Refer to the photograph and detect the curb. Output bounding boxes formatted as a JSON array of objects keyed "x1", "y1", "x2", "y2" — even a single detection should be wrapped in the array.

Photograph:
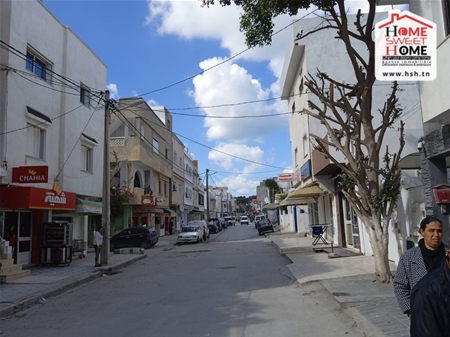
[{"x1": 0, "y1": 254, "x2": 146, "y2": 319}]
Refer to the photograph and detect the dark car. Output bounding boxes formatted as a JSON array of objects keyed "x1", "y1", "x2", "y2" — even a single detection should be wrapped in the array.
[
  {"x1": 110, "y1": 226, "x2": 158, "y2": 251},
  {"x1": 257, "y1": 219, "x2": 274, "y2": 236},
  {"x1": 209, "y1": 218, "x2": 222, "y2": 231},
  {"x1": 207, "y1": 222, "x2": 219, "y2": 234}
]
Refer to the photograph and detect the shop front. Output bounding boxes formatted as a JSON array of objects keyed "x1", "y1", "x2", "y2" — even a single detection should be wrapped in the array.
[{"x1": 0, "y1": 185, "x2": 76, "y2": 265}]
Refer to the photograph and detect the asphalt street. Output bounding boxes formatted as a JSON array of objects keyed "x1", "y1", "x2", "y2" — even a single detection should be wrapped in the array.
[{"x1": 0, "y1": 224, "x2": 374, "y2": 337}]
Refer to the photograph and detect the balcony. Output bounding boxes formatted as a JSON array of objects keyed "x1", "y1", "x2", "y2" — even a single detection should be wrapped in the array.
[{"x1": 110, "y1": 136, "x2": 171, "y2": 176}]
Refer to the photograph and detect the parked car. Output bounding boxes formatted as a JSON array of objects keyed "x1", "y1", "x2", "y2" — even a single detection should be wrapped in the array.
[
  {"x1": 219, "y1": 218, "x2": 228, "y2": 229},
  {"x1": 224, "y1": 216, "x2": 235, "y2": 226},
  {"x1": 240, "y1": 216, "x2": 249, "y2": 225},
  {"x1": 209, "y1": 218, "x2": 222, "y2": 231},
  {"x1": 254, "y1": 215, "x2": 266, "y2": 228},
  {"x1": 177, "y1": 224, "x2": 204, "y2": 243},
  {"x1": 257, "y1": 219, "x2": 274, "y2": 235},
  {"x1": 188, "y1": 220, "x2": 210, "y2": 240},
  {"x1": 110, "y1": 226, "x2": 158, "y2": 251},
  {"x1": 207, "y1": 221, "x2": 219, "y2": 234}
]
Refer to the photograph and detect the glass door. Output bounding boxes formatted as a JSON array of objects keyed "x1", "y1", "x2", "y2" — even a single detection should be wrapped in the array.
[
  {"x1": 343, "y1": 197, "x2": 360, "y2": 250},
  {"x1": 17, "y1": 212, "x2": 32, "y2": 265}
]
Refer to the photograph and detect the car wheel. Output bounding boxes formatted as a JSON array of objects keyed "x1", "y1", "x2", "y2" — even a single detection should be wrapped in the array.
[{"x1": 141, "y1": 241, "x2": 150, "y2": 249}]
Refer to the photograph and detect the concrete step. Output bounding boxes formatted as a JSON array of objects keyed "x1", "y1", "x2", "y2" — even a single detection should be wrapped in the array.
[
  {"x1": 0, "y1": 269, "x2": 31, "y2": 283},
  {"x1": 1, "y1": 263, "x2": 25, "y2": 274},
  {"x1": 0, "y1": 258, "x2": 15, "y2": 268}
]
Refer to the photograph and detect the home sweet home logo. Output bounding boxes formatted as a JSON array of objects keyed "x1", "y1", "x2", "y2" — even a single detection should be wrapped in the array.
[{"x1": 375, "y1": 10, "x2": 436, "y2": 81}]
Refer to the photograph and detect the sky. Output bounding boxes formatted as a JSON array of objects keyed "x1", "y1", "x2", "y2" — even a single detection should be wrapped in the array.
[{"x1": 43, "y1": 0, "x2": 401, "y2": 197}]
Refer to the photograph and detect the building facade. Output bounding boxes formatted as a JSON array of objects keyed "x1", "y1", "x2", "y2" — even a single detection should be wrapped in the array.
[{"x1": 0, "y1": 0, "x2": 107, "y2": 265}]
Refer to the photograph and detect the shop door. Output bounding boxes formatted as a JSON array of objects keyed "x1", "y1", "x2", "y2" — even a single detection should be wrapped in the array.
[
  {"x1": 17, "y1": 212, "x2": 32, "y2": 265},
  {"x1": 343, "y1": 197, "x2": 360, "y2": 250}
]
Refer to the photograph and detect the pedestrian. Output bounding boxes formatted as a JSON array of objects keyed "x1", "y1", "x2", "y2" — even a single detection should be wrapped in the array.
[
  {"x1": 181, "y1": 220, "x2": 185, "y2": 228},
  {"x1": 410, "y1": 235, "x2": 450, "y2": 337},
  {"x1": 93, "y1": 226, "x2": 104, "y2": 267},
  {"x1": 169, "y1": 219, "x2": 174, "y2": 235},
  {"x1": 4, "y1": 225, "x2": 16, "y2": 258},
  {"x1": 393, "y1": 216, "x2": 446, "y2": 317}
]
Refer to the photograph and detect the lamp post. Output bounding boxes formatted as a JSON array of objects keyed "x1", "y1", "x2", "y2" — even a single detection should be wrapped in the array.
[{"x1": 101, "y1": 90, "x2": 111, "y2": 265}]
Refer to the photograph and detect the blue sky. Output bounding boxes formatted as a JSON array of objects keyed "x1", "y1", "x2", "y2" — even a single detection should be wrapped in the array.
[
  {"x1": 44, "y1": 1, "x2": 401, "y2": 197},
  {"x1": 43, "y1": 0, "x2": 299, "y2": 197}
]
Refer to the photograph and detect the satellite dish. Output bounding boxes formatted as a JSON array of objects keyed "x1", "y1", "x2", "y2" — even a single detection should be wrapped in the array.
[{"x1": 264, "y1": 197, "x2": 269, "y2": 203}]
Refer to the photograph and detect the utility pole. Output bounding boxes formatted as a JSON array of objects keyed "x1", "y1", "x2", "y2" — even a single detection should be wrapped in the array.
[
  {"x1": 101, "y1": 90, "x2": 111, "y2": 265},
  {"x1": 206, "y1": 169, "x2": 209, "y2": 220},
  {"x1": 220, "y1": 188, "x2": 223, "y2": 218}
]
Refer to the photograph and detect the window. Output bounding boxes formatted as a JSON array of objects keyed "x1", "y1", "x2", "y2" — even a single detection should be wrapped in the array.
[
  {"x1": 27, "y1": 124, "x2": 46, "y2": 159},
  {"x1": 294, "y1": 148, "x2": 298, "y2": 167},
  {"x1": 173, "y1": 183, "x2": 177, "y2": 192},
  {"x1": 80, "y1": 86, "x2": 91, "y2": 107},
  {"x1": 299, "y1": 77, "x2": 304, "y2": 96},
  {"x1": 164, "y1": 182, "x2": 167, "y2": 196},
  {"x1": 81, "y1": 145, "x2": 93, "y2": 172},
  {"x1": 165, "y1": 148, "x2": 169, "y2": 159},
  {"x1": 26, "y1": 50, "x2": 51, "y2": 82},
  {"x1": 159, "y1": 180, "x2": 162, "y2": 194},
  {"x1": 445, "y1": 0, "x2": 450, "y2": 36},
  {"x1": 179, "y1": 184, "x2": 181, "y2": 193},
  {"x1": 302, "y1": 134, "x2": 308, "y2": 157},
  {"x1": 153, "y1": 138, "x2": 159, "y2": 153},
  {"x1": 174, "y1": 151, "x2": 177, "y2": 164}
]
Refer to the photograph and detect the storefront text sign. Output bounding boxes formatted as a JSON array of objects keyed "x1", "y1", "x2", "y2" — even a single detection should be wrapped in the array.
[
  {"x1": 142, "y1": 195, "x2": 156, "y2": 207},
  {"x1": 12, "y1": 166, "x2": 48, "y2": 183}
]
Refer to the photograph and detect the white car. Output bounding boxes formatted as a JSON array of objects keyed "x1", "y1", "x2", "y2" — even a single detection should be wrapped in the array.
[
  {"x1": 240, "y1": 216, "x2": 249, "y2": 225},
  {"x1": 177, "y1": 225, "x2": 204, "y2": 243}
]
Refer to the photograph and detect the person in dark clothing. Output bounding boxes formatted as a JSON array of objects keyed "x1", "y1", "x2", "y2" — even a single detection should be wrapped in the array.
[
  {"x1": 393, "y1": 216, "x2": 446, "y2": 316},
  {"x1": 169, "y1": 219, "x2": 174, "y2": 235},
  {"x1": 410, "y1": 235, "x2": 450, "y2": 337}
]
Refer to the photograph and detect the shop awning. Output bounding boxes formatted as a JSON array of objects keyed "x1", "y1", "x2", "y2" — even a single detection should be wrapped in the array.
[
  {"x1": 163, "y1": 208, "x2": 177, "y2": 217},
  {"x1": 262, "y1": 203, "x2": 279, "y2": 210},
  {"x1": 76, "y1": 198, "x2": 102, "y2": 214},
  {"x1": 280, "y1": 183, "x2": 325, "y2": 206},
  {"x1": 288, "y1": 183, "x2": 325, "y2": 198},
  {"x1": 280, "y1": 196, "x2": 318, "y2": 206},
  {"x1": 0, "y1": 186, "x2": 76, "y2": 210}
]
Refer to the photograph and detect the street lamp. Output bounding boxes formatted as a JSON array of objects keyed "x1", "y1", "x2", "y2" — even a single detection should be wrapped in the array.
[{"x1": 101, "y1": 90, "x2": 111, "y2": 265}]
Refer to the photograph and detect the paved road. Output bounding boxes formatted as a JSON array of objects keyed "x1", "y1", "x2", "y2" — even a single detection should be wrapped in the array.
[{"x1": 1, "y1": 225, "x2": 376, "y2": 337}]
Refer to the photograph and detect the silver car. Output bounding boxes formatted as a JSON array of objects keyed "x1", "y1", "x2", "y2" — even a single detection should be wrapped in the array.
[{"x1": 177, "y1": 224, "x2": 205, "y2": 244}]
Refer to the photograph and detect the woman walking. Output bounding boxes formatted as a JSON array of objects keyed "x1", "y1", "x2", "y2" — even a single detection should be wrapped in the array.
[{"x1": 393, "y1": 216, "x2": 446, "y2": 317}]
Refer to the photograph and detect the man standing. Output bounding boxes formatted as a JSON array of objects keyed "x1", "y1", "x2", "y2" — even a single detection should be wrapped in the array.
[
  {"x1": 169, "y1": 219, "x2": 174, "y2": 235},
  {"x1": 410, "y1": 235, "x2": 450, "y2": 337},
  {"x1": 93, "y1": 226, "x2": 104, "y2": 267}
]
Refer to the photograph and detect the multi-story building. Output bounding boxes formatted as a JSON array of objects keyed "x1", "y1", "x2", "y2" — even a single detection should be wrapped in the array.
[
  {"x1": 183, "y1": 149, "x2": 195, "y2": 223},
  {"x1": 0, "y1": 0, "x2": 107, "y2": 265},
  {"x1": 280, "y1": 13, "x2": 424, "y2": 263},
  {"x1": 192, "y1": 160, "x2": 205, "y2": 220},
  {"x1": 171, "y1": 133, "x2": 185, "y2": 232},
  {"x1": 377, "y1": 0, "x2": 450, "y2": 245},
  {"x1": 110, "y1": 100, "x2": 173, "y2": 237}
]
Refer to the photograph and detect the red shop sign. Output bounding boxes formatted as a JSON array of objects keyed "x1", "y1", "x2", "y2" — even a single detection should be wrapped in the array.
[
  {"x1": 0, "y1": 186, "x2": 76, "y2": 210},
  {"x1": 12, "y1": 166, "x2": 49, "y2": 183}
]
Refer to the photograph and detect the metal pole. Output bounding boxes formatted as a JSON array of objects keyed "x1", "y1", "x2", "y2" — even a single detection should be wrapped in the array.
[
  {"x1": 220, "y1": 188, "x2": 223, "y2": 218},
  {"x1": 206, "y1": 169, "x2": 209, "y2": 220},
  {"x1": 101, "y1": 90, "x2": 110, "y2": 265}
]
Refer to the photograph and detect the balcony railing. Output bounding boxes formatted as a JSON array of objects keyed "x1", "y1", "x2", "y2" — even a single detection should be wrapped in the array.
[{"x1": 110, "y1": 137, "x2": 125, "y2": 147}]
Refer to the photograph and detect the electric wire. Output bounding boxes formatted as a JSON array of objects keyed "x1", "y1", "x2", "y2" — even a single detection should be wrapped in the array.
[{"x1": 54, "y1": 97, "x2": 102, "y2": 181}]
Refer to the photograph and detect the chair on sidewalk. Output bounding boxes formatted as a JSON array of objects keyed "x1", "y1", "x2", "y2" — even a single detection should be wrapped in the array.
[{"x1": 311, "y1": 224, "x2": 330, "y2": 246}]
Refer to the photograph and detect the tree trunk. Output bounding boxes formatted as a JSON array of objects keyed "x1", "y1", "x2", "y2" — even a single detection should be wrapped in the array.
[{"x1": 365, "y1": 218, "x2": 392, "y2": 283}]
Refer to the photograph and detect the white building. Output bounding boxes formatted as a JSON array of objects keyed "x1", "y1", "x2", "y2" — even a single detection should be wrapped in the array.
[
  {"x1": 280, "y1": 12, "x2": 424, "y2": 263},
  {"x1": 0, "y1": 0, "x2": 107, "y2": 265},
  {"x1": 378, "y1": 0, "x2": 450, "y2": 244},
  {"x1": 183, "y1": 149, "x2": 195, "y2": 222}
]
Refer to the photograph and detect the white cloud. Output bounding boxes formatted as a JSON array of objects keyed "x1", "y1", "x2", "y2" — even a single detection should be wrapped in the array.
[
  {"x1": 208, "y1": 143, "x2": 264, "y2": 170},
  {"x1": 107, "y1": 83, "x2": 119, "y2": 99},
  {"x1": 147, "y1": 99, "x2": 159, "y2": 107}
]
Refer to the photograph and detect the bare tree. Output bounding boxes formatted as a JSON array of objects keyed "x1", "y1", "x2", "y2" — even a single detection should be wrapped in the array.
[{"x1": 203, "y1": 0, "x2": 405, "y2": 283}]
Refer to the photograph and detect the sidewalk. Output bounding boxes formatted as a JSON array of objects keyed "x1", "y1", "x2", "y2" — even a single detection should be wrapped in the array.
[
  {"x1": 268, "y1": 233, "x2": 410, "y2": 337},
  {"x1": 0, "y1": 234, "x2": 179, "y2": 318}
]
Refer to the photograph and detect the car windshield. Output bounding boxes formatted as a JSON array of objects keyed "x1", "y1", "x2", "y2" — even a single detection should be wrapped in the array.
[
  {"x1": 182, "y1": 226, "x2": 198, "y2": 233},
  {"x1": 241, "y1": 217, "x2": 248, "y2": 220}
]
